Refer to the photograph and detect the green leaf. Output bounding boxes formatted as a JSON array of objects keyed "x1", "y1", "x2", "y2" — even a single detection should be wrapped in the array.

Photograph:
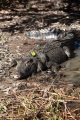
[{"x1": 53, "y1": 114, "x2": 59, "y2": 120}]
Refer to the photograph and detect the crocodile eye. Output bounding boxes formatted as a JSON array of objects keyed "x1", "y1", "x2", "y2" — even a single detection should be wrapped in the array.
[
  {"x1": 24, "y1": 59, "x2": 33, "y2": 66},
  {"x1": 27, "y1": 58, "x2": 33, "y2": 63},
  {"x1": 29, "y1": 58, "x2": 33, "y2": 62}
]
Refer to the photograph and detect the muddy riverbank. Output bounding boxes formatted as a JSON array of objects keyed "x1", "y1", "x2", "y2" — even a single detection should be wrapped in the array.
[{"x1": 0, "y1": 7, "x2": 80, "y2": 119}]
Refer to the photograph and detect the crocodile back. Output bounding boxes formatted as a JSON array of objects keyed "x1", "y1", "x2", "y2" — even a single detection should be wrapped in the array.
[{"x1": 43, "y1": 47, "x2": 68, "y2": 64}]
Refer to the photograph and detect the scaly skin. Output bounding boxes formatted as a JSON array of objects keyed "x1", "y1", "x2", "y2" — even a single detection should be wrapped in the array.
[
  {"x1": 13, "y1": 45, "x2": 72, "y2": 79},
  {"x1": 12, "y1": 30, "x2": 75, "y2": 79}
]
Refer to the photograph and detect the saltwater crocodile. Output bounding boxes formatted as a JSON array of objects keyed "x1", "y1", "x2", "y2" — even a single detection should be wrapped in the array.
[{"x1": 12, "y1": 28, "x2": 76, "y2": 79}]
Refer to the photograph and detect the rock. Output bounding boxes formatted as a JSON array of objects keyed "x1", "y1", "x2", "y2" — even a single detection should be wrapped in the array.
[
  {"x1": 61, "y1": 54, "x2": 80, "y2": 87},
  {"x1": 64, "y1": 56, "x2": 80, "y2": 71}
]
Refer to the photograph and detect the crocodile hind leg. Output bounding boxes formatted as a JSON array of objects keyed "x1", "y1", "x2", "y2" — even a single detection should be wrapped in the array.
[{"x1": 46, "y1": 61, "x2": 61, "y2": 73}]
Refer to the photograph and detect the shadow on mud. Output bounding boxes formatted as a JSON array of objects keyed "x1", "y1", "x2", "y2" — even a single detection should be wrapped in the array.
[{"x1": 0, "y1": 1, "x2": 80, "y2": 34}]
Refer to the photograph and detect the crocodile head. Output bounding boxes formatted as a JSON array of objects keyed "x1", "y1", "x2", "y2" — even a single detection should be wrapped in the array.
[
  {"x1": 13, "y1": 52, "x2": 48, "y2": 79},
  {"x1": 13, "y1": 56, "x2": 38, "y2": 79}
]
